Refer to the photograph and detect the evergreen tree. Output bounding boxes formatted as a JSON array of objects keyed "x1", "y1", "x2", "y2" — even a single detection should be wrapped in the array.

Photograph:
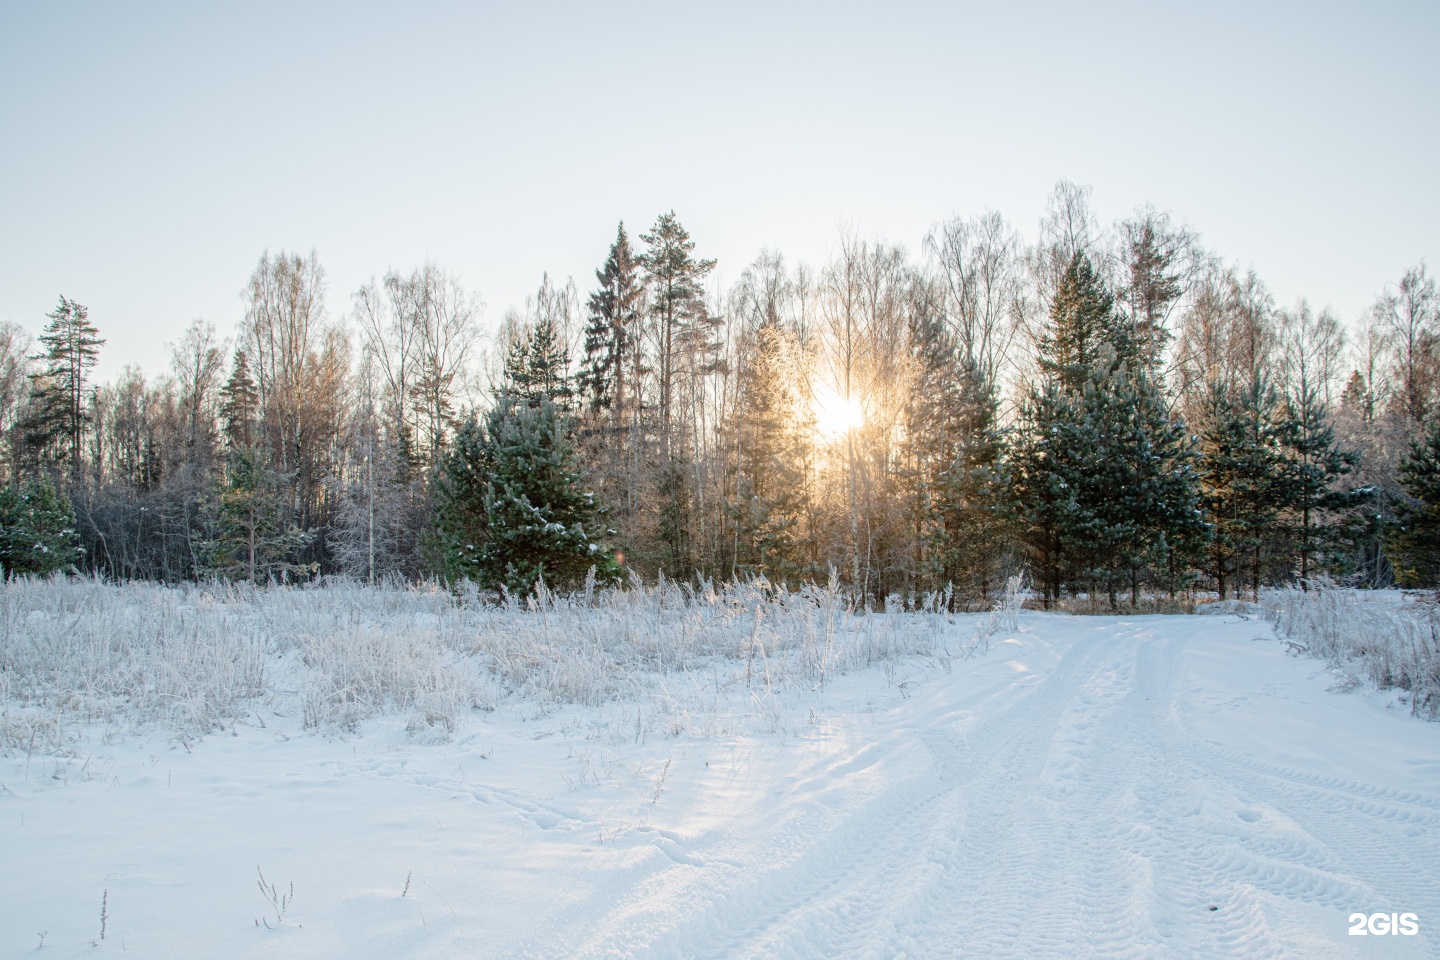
[
  {"x1": 639, "y1": 212, "x2": 719, "y2": 570},
  {"x1": 1279, "y1": 383, "x2": 1366, "y2": 584},
  {"x1": 0, "y1": 476, "x2": 82, "y2": 576},
  {"x1": 727, "y1": 320, "x2": 811, "y2": 582},
  {"x1": 198, "y1": 448, "x2": 314, "y2": 582},
  {"x1": 1012, "y1": 382, "x2": 1081, "y2": 606},
  {"x1": 1014, "y1": 252, "x2": 1203, "y2": 606},
  {"x1": 1117, "y1": 214, "x2": 1187, "y2": 373},
  {"x1": 905, "y1": 303, "x2": 1010, "y2": 603},
  {"x1": 425, "y1": 393, "x2": 618, "y2": 592},
  {"x1": 1039, "y1": 253, "x2": 1137, "y2": 389},
  {"x1": 503, "y1": 315, "x2": 573, "y2": 411},
  {"x1": 639, "y1": 211, "x2": 719, "y2": 458},
  {"x1": 1388, "y1": 420, "x2": 1440, "y2": 586},
  {"x1": 219, "y1": 349, "x2": 259, "y2": 450},
  {"x1": 1094, "y1": 368, "x2": 1208, "y2": 603},
  {"x1": 22, "y1": 296, "x2": 105, "y2": 479},
  {"x1": 932, "y1": 360, "x2": 1012, "y2": 603},
  {"x1": 1196, "y1": 377, "x2": 1289, "y2": 598},
  {"x1": 580, "y1": 223, "x2": 643, "y2": 420}
]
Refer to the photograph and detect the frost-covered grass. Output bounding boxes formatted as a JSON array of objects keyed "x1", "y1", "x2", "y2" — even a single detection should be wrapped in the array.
[
  {"x1": 0, "y1": 572, "x2": 1006, "y2": 754},
  {"x1": 1263, "y1": 582, "x2": 1440, "y2": 719}
]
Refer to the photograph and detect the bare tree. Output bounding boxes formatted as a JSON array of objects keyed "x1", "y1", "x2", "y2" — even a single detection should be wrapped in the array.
[
  {"x1": 927, "y1": 210, "x2": 1026, "y2": 390},
  {"x1": 169, "y1": 319, "x2": 226, "y2": 460},
  {"x1": 0, "y1": 321, "x2": 33, "y2": 482},
  {"x1": 1277, "y1": 299, "x2": 1346, "y2": 409},
  {"x1": 1371, "y1": 262, "x2": 1438, "y2": 427}
]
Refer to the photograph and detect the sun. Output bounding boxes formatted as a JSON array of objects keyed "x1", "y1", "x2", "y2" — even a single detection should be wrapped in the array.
[{"x1": 812, "y1": 385, "x2": 863, "y2": 442}]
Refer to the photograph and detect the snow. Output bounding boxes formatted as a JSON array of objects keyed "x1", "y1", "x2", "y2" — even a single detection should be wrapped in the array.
[{"x1": 3, "y1": 605, "x2": 1438, "y2": 958}]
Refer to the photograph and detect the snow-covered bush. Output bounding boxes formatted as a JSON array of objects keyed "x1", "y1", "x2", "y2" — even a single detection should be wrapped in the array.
[
  {"x1": 0, "y1": 570, "x2": 979, "y2": 753},
  {"x1": 1263, "y1": 582, "x2": 1440, "y2": 719}
]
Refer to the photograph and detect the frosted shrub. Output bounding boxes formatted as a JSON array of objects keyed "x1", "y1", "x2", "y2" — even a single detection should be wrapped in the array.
[
  {"x1": 0, "y1": 571, "x2": 982, "y2": 753},
  {"x1": 1263, "y1": 581, "x2": 1440, "y2": 719}
]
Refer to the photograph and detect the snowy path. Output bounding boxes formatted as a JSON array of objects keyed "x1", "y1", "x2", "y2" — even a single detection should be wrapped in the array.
[{"x1": 3, "y1": 612, "x2": 1438, "y2": 958}]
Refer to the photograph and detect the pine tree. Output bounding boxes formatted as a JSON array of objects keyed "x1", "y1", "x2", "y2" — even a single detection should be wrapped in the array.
[
  {"x1": 0, "y1": 476, "x2": 82, "y2": 576},
  {"x1": 932, "y1": 360, "x2": 1011, "y2": 603},
  {"x1": 425, "y1": 393, "x2": 618, "y2": 592},
  {"x1": 639, "y1": 211, "x2": 719, "y2": 459},
  {"x1": 198, "y1": 448, "x2": 314, "y2": 582},
  {"x1": 503, "y1": 315, "x2": 573, "y2": 411},
  {"x1": 1039, "y1": 253, "x2": 1137, "y2": 389},
  {"x1": 23, "y1": 296, "x2": 105, "y2": 479},
  {"x1": 1388, "y1": 420, "x2": 1440, "y2": 586},
  {"x1": 727, "y1": 320, "x2": 811, "y2": 582},
  {"x1": 1279, "y1": 383, "x2": 1366, "y2": 584},
  {"x1": 1118, "y1": 214, "x2": 1187, "y2": 373},
  {"x1": 1098, "y1": 368, "x2": 1208, "y2": 603},
  {"x1": 1012, "y1": 382, "x2": 1081, "y2": 606},
  {"x1": 1014, "y1": 253, "x2": 1203, "y2": 606},
  {"x1": 1196, "y1": 377, "x2": 1289, "y2": 598},
  {"x1": 639, "y1": 212, "x2": 719, "y2": 572},
  {"x1": 904, "y1": 304, "x2": 1010, "y2": 604}
]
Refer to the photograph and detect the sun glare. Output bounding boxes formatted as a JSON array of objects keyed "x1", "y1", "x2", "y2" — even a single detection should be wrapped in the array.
[{"x1": 812, "y1": 385, "x2": 863, "y2": 442}]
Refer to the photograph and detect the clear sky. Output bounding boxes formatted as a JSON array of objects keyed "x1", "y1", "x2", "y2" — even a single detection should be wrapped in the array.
[{"x1": 1, "y1": 1, "x2": 1435, "y2": 381}]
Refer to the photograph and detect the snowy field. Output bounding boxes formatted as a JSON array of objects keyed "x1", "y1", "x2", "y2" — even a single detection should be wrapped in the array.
[{"x1": 2, "y1": 581, "x2": 1438, "y2": 958}]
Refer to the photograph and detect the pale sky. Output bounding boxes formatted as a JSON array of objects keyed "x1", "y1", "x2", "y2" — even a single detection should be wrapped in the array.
[{"x1": 1, "y1": 1, "x2": 1435, "y2": 382}]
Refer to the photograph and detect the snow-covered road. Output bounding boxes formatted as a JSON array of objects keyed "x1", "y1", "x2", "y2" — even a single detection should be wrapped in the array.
[{"x1": 4, "y1": 611, "x2": 1438, "y2": 958}]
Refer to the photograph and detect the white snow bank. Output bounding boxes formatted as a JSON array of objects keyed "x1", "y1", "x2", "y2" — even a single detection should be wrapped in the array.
[
  {"x1": 1263, "y1": 583, "x2": 1440, "y2": 719},
  {"x1": 1, "y1": 607, "x2": 1436, "y2": 958}
]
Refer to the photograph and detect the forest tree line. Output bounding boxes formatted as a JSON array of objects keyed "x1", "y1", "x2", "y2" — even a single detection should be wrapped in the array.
[{"x1": 2, "y1": 181, "x2": 1438, "y2": 606}]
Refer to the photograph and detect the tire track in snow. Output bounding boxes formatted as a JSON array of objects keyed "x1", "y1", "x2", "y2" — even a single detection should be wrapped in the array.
[
  {"x1": 578, "y1": 627, "x2": 1124, "y2": 959},
  {"x1": 576, "y1": 618, "x2": 1439, "y2": 959}
]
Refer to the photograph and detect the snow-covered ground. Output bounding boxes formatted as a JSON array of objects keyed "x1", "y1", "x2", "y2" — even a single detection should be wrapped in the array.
[{"x1": 3, "y1": 604, "x2": 1438, "y2": 958}]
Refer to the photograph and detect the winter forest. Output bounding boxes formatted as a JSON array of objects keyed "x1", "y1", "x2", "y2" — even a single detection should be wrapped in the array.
[{"x1": 2, "y1": 181, "x2": 1437, "y2": 606}]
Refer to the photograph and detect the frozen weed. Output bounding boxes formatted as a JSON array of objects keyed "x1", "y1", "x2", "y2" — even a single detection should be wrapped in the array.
[
  {"x1": 0, "y1": 572, "x2": 967, "y2": 751},
  {"x1": 1263, "y1": 581, "x2": 1440, "y2": 719}
]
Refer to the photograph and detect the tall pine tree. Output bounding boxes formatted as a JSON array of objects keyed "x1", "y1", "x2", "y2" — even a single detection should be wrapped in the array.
[
  {"x1": 23, "y1": 296, "x2": 105, "y2": 479},
  {"x1": 639, "y1": 212, "x2": 718, "y2": 573}
]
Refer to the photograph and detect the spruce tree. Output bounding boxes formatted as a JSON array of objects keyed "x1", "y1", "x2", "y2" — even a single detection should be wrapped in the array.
[
  {"x1": 425, "y1": 393, "x2": 618, "y2": 592},
  {"x1": 0, "y1": 476, "x2": 82, "y2": 576},
  {"x1": 219, "y1": 350, "x2": 259, "y2": 450},
  {"x1": 580, "y1": 223, "x2": 643, "y2": 420}
]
